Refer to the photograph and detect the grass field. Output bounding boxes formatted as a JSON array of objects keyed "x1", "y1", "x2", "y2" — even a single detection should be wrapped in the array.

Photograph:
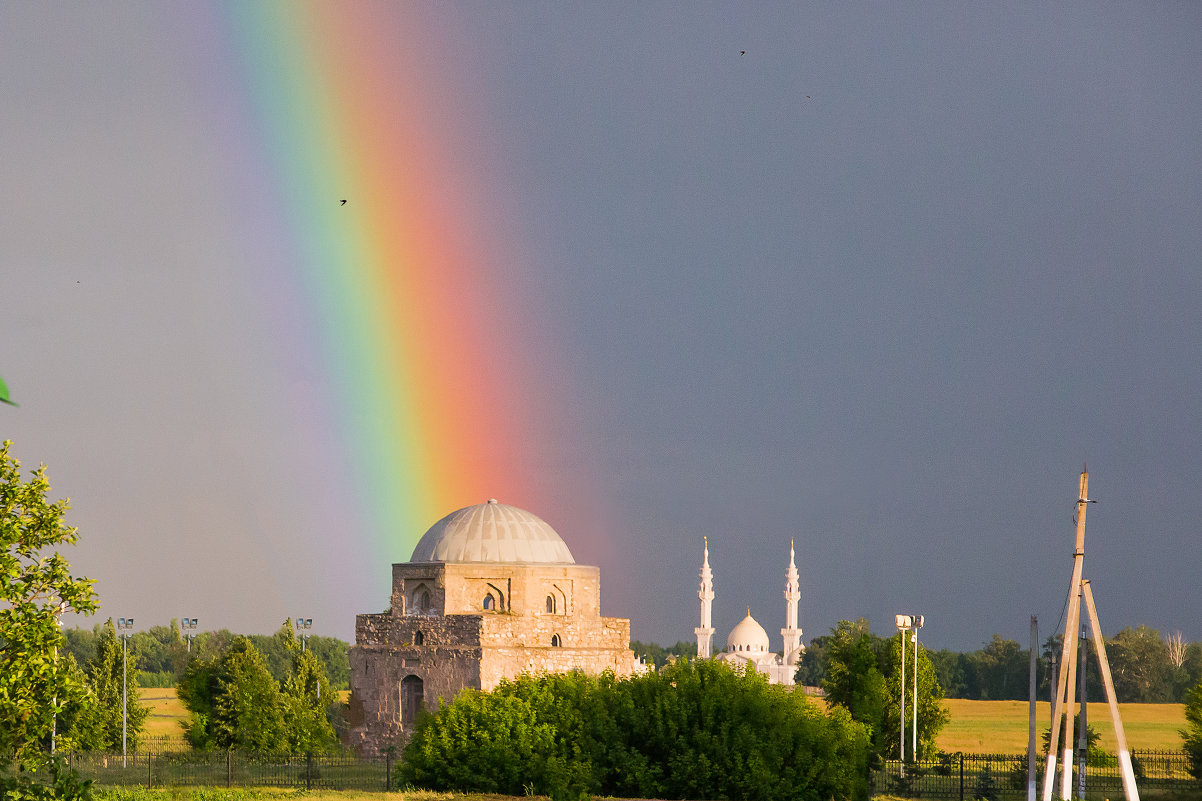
[
  {"x1": 937, "y1": 699, "x2": 1187, "y2": 753},
  {"x1": 138, "y1": 687, "x2": 188, "y2": 742},
  {"x1": 138, "y1": 689, "x2": 1188, "y2": 756}
]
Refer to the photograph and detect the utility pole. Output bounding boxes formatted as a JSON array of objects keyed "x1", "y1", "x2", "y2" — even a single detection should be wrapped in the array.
[
  {"x1": 1041, "y1": 467, "x2": 1139, "y2": 801},
  {"x1": 1028, "y1": 616, "x2": 1038, "y2": 801}
]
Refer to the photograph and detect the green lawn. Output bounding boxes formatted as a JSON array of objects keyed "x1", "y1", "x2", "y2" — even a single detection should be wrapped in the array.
[{"x1": 938, "y1": 699, "x2": 1187, "y2": 753}]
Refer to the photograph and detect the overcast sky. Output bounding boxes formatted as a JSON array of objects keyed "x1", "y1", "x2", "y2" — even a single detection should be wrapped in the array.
[{"x1": 3, "y1": 3, "x2": 1200, "y2": 653}]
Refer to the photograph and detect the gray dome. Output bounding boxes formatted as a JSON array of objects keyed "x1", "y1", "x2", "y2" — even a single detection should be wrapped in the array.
[{"x1": 409, "y1": 500, "x2": 576, "y2": 564}]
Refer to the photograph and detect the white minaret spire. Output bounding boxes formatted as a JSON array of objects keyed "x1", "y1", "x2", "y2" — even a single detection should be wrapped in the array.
[
  {"x1": 781, "y1": 538, "x2": 803, "y2": 659},
  {"x1": 695, "y1": 536, "x2": 715, "y2": 658}
]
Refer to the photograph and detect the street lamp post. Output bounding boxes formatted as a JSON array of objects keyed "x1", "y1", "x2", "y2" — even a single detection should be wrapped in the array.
[
  {"x1": 181, "y1": 617, "x2": 198, "y2": 652},
  {"x1": 296, "y1": 617, "x2": 312, "y2": 652},
  {"x1": 912, "y1": 614, "x2": 925, "y2": 760},
  {"x1": 896, "y1": 615, "x2": 913, "y2": 763},
  {"x1": 117, "y1": 617, "x2": 134, "y2": 767}
]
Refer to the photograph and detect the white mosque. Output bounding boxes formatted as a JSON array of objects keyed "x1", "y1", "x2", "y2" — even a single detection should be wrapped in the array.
[{"x1": 694, "y1": 538, "x2": 804, "y2": 685}]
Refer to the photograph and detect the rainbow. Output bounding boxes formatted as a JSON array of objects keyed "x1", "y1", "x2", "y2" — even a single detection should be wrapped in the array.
[{"x1": 218, "y1": 6, "x2": 566, "y2": 562}]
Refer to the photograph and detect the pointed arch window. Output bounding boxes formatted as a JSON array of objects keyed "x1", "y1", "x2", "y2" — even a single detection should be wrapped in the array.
[
  {"x1": 401, "y1": 675, "x2": 424, "y2": 726},
  {"x1": 483, "y1": 594, "x2": 495, "y2": 611},
  {"x1": 545, "y1": 595, "x2": 555, "y2": 614},
  {"x1": 414, "y1": 630, "x2": 424, "y2": 646},
  {"x1": 551, "y1": 634, "x2": 561, "y2": 647},
  {"x1": 420, "y1": 590, "x2": 431, "y2": 612}
]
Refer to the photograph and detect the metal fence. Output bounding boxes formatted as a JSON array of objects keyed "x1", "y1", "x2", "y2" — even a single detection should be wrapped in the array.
[
  {"x1": 63, "y1": 750, "x2": 397, "y2": 792},
  {"x1": 57, "y1": 747, "x2": 1200, "y2": 795},
  {"x1": 870, "y1": 751, "x2": 1200, "y2": 800}
]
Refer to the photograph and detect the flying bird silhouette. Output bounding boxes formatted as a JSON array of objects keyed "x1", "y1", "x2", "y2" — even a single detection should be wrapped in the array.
[
  {"x1": 340, "y1": 199, "x2": 347, "y2": 205},
  {"x1": 740, "y1": 50, "x2": 746, "y2": 56},
  {"x1": 0, "y1": 376, "x2": 17, "y2": 407}
]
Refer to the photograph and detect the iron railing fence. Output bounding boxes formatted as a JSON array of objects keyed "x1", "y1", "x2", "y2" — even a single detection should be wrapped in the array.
[
  {"x1": 51, "y1": 747, "x2": 1200, "y2": 795},
  {"x1": 63, "y1": 750, "x2": 396, "y2": 792},
  {"x1": 871, "y1": 750, "x2": 1199, "y2": 801}
]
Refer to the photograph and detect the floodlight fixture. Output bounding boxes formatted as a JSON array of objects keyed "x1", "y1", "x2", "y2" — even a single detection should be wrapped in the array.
[{"x1": 297, "y1": 617, "x2": 313, "y2": 651}]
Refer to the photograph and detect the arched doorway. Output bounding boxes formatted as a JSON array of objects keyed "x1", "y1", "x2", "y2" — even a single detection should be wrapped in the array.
[{"x1": 400, "y1": 675, "x2": 424, "y2": 725}]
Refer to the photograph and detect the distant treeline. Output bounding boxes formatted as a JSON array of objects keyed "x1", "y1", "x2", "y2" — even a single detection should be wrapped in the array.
[
  {"x1": 61, "y1": 618, "x2": 350, "y2": 690},
  {"x1": 636, "y1": 624, "x2": 1202, "y2": 703}
]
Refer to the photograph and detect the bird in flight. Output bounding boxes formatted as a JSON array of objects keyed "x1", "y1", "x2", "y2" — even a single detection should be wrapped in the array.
[
  {"x1": 740, "y1": 50, "x2": 746, "y2": 56},
  {"x1": 340, "y1": 199, "x2": 347, "y2": 205},
  {"x1": 0, "y1": 375, "x2": 17, "y2": 407}
]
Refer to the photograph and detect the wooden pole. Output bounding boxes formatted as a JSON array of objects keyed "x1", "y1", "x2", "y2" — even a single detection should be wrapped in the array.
[
  {"x1": 1081, "y1": 581, "x2": 1139, "y2": 801},
  {"x1": 1077, "y1": 622, "x2": 1088, "y2": 800},
  {"x1": 1043, "y1": 468, "x2": 1090, "y2": 801},
  {"x1": 1059, "y1": 587, "x2": 1082, "y2": 801},
  {"x1": 1028, "y1": 615, "x2": 1038, "y2": 801}
]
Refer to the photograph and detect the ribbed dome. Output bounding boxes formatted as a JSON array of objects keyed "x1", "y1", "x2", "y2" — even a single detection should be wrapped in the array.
[
  {"x1": 726, "y1": 611, "x2": 770, "y2": 653},
  {"x1": 409, "y1": 500, "x2": 576, "y2": 564}
]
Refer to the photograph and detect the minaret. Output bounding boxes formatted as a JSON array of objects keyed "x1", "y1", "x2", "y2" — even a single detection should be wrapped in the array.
[
  {"x1": 781, "y1": 539, "x2": 803, "y2": 658},
  {"x1": 695, "y1": 537, "x2": 715, "y2": 658}
]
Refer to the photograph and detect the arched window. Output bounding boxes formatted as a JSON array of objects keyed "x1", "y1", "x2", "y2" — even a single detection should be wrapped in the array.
[
  {"x1": 400, "y1": 675, "x2": 424, "y2": 726},
  {"x1": 419, "y1": 590, "x2": 431, "y2": 612},
  {"x1": 545, "y1": 595, "x2": 555, "y2": 614},
  {"x1": 551, "y1": 634, "x2": 561, "y2": 647},
  {"x1": 483, "y1": 594, "x2": 495, "y2": 610},
  {"x1": 414, "y1": 630, "x2": 424, "y2": 646}
]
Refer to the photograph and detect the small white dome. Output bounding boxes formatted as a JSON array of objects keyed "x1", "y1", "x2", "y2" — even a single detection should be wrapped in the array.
[
  {"x1": 409, "y1": 500, "x2": 575, "y2": 564},
  {"x1": 726, "y1": 611, "x2": 770, "y2": 653}
]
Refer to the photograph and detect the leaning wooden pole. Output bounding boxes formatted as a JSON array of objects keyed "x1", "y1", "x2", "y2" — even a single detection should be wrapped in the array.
[
  {"x1": 1059, "y1": 587, "x2": 1082, "y2": 801},
  {"x1": 1042, "y1": 468, "x2": 1090, "y2": 801},
  {"x1": 1082, "y1": 581, "x2": 1140, "y2": 801}
]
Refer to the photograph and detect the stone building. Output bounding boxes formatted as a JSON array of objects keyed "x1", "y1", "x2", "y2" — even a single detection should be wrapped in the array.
[
  {"x1": 346, "y1": 499, "x2": 641, "y2": 752},
  {"x1": 696, "y1": 538, "x2": 804, "y2": 685}
]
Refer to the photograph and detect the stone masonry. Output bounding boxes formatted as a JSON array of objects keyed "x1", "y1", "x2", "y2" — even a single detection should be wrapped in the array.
[{"x1": 346, "y1": 559, "x2": 639, "y2": 753}]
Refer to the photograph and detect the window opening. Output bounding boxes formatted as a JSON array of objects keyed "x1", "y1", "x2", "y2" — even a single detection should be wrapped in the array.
[{"x1": 401, "y1": 675, "x2": 424, "y2": 725}]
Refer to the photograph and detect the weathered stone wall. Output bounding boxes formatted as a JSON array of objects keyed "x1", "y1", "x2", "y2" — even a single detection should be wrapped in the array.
[
  {"x1": 391, "y1": 562, "x2": 602, "y2": 617},
  {"x1": 347, "y1": 610, "x2": 484, "y2": 753},
  {"x1": 479, "y1": 615, "x2": 637, "y2": 690},
  {"x1": 348, "y1": 561, "x2": 637, "y2": 754}
]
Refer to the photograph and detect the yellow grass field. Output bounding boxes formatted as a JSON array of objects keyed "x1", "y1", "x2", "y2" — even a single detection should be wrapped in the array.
[
  {"x1": 937, "y1": 699, "x2": 1187, "y2": 754},
  {"x1": 138, "y1": 687, "x2": 188, "y2": 742}
]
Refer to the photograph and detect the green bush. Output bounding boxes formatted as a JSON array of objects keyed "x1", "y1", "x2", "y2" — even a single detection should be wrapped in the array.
[{"x1": 401, "y1": 660, "x2": 871, "y2": 801}]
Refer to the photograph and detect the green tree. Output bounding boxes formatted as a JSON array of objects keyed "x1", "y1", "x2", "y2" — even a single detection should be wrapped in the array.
[
  {"x1": 823, "y1": 619, "x2": 889, "y2": 758},
  {"x1": 882, "y1": 633, "x2": 949, "y2": 759},
  {"x1": 274, "y1": 619, "x2": 338, "y2": 752},
  {"x1": 177, "y1": 636, "x2": 288, "y2": 753},
  {"x1": 971, "y1": 635, "x2": 1028, "y2": 700},
  {"x1": 63, "y1": 619, "x2": 150, "y2": 751},
  {"x1": 629, "y1": 640, "x2": 695, "y2": 669},
  {"x1": 1108, "y1": 625, "x2": 1172, "y2": 702},
  {"x1": 1182, "y1": 680, "x2": 1202, "y2": 780},
  {"x1": 928, "y1": 648, "x2": 972, "y2": 698},
  {"x1": 0, "y1": 441, "x2": 98, "y2": 764},
  {"x1": 795, "y1": 633, "x2": 831, "y2": 687}
]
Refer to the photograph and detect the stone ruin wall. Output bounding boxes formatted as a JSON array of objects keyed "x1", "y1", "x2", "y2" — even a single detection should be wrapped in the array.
[
  {"x1": 346, "y1": 611, "x2": 483, "y2": 753},
  {"x1": 348, "y1": 562, "x2": 638, "y2": 754}
]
